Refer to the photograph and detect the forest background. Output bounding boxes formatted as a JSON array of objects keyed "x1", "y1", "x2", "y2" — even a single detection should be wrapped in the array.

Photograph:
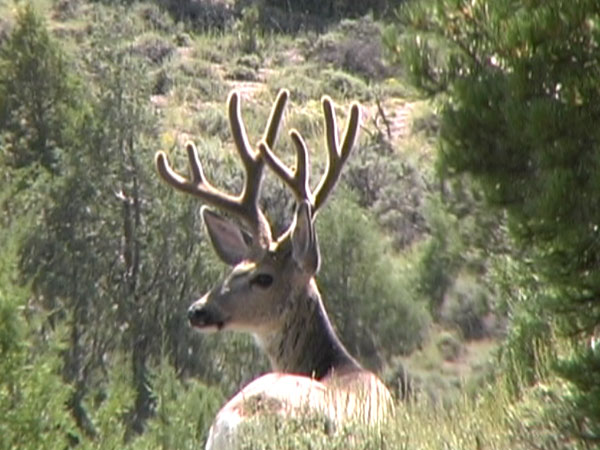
[{"x1": 0, "y1": 0, "x2": 599, "y2": 448}]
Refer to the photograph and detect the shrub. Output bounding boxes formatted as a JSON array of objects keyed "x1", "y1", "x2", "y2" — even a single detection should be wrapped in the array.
[
  {"x1": 158, "y1": 0, "x2": 236, "y2": 31},
  {"x1": 0, "y1": 4, "x2": 80, "y2": 173},
  {"x1": 174, "y1": 59, "x2": 227, "y2": 102},
  {"x1": 440, "y1": 274, "x2": 491, "y2": 340},
  {"x1": 267, "y1": 65, "x2": 323, "y2": 103},
  {"x1": 344, "y1": 135, "x2": 429, "y2": 250},
  {"x1": 0, "y1": 211, "x2": 74, "y2": 449},
  {"x1": 435, "y1": 330, "x2": 463, "y2": 361},
  {"x1": 131, "y1": 363, "x2": 224, "y2": 449},
  {"x1": 237, "y1": 53, "x2": 261, "y2": 70},
  {"x1": 256, "y1": 0, "x2": 404, "y2": 22},
  {"x1": 152, "y1": 67, "x2": 173, "y2": 95},
  {"x1": 308, "y1": 18, "x2": 388, "y2": 80},
  {"x1": 131, "y1": 33, "x2": 175, "y2": 65},
  {"x1": 383, "y1": 359, "x2": 414, "y2": 401},
  {"x1": 226, "y1": 64, "x2": 258, "y2": 81},
  {"x1": 194, "y1": 106, "x2": 230, "y2": 141},
  {"x1": 418, "y1": 197, "x2": 464, "y2": 314},
  {"x1": 52, "y1": 0, "x2": 83, "y2": 21},
  {"x1": 317, "y1": 189, "x2": 431, "y2": 367},
  {"x1": 233, "y1": 4, "x2": 260, "y2": 53},
  {"x1": 268, "y1": 64, "x2": 371, "y2": 103},
  {"x1": 135, "y1": 3, "x2": 176, "y2": 33},
  {"x1": 320, "y1": 69, "x2": 372, "y2": 101}
]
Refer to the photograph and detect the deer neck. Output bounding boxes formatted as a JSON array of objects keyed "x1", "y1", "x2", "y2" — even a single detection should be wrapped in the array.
[{"x1": 255, "y1": 279, "x2": 361, "y2": 380}]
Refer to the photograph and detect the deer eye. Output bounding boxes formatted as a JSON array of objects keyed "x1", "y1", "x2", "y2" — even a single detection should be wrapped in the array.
[{"x1": 250, "y1": 274, "x2": 273, "y2": 288}]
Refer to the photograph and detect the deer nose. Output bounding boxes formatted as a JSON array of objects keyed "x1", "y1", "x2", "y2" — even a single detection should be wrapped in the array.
[
  {"x1": 188, "y1": 306, "x2": 207, "y2": 326},
  {"x1": 188, "y1": 304, "x2": 225, "y2": 330}
]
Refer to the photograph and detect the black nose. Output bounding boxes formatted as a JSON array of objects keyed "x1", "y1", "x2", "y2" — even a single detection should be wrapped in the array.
[
  {"x1": 188, "y1": 304, "x2": 225, "y2": 329},
  {"x1": 188, "y1": 307, "x2": 207, "y2": 326}
]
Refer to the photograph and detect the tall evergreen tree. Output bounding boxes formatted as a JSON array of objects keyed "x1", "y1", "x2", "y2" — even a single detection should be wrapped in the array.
[
  {"x1": 0, "y1": 4, "x2": 77, "y2": 174},
  {"x1": 12, "y1": 6, "x2": 228, "y2": 438},
  {"x1": 394, "y1": 0, "x2": 600, "y2": 440}
]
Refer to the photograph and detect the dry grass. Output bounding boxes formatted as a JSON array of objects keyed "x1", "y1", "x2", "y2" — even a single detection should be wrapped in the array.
[{"x1": 233, "y1": 367, "x2": 579, "y2": 450}]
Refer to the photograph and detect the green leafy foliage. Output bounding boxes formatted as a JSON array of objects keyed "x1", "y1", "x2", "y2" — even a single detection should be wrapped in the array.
[
  {"x1": 344, "y1": 133, "x2": 430, "y2": 250},
  {"x1": 0, "y1": 0, "x2": 560, "y2": 446},
  {"x1": 131, "y1": 362, "x2": 223, "y2": 449},
  {"x1": 0, "y1": 3, "x2": 80, "y2": 173},
  {"x1": 418, "y1": 196, "x2": 463, "y2": 312},
  {"x1": 395, "y1": 0, "x2": 600, "y2": 441},
  {"x1": 317, "y1": 189, "x2": 431, "y2": 366},
  {"x1": 307, "y1": 18, "x2": 389, "y2": 81},
  {"x1": 0, "y1": 213, "x2": 75, "y2": 450},
  {"x1": 2, "y1": 5, "x2": 229, "y2": 440}
]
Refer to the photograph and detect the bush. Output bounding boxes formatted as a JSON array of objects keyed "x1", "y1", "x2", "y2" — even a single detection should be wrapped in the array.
[
  {"x1": 267, "y1": 65, "x2": 323, "y2": 103},
  {"x1": 418, "y1": 197, "x2": 464, "y2": 314},
  {"x1": 344, "y1": 135, "x2": 429, "y2": 250},
  {"x1": 131, "y1": 33, "x2": 175, "y2": 65},
  {"x1": 257, "y1": 0, "x2": 404, "y2": 22},
  {"x1": 194, "y1": 105, "x2": 230, "y2": 141},
  {"x1": 317, "y1": 189, "x2": 431, "y2": 367},
  {"x1": 233, "y1": 4, "x2": 260, "y2": 53},
  {"x1": 131, "y1": 363, "x2": 224, "y2": 449},
  {"x1": 158, "y1": 0, "x2": 236, "y2": 31},
  {"x1": 0, "y1": 4, "x2": 80, "y2": 173},
  {"x1": 321, "y1": 69, "x2": 372, "y2": 101},
  {"x1": 435, "y1": 330, "x2": 463, "y2": 362},
  {"x1": 173, "y1": 59, "x2": 227, "y2": 102},
  {"x1": 440, "y1": 275, "x2": 490, "y2": 340},
  {"x1": 237, "y1": 53, "x2": 261, "y2": 70},
  {"x1": 0, "y1": 213, "x2": 74, "y2": 449},
  {"x1": 226, "y1": 64, "x2": 258, "y2": 81},
  {"x1": 308, "y1": 18, "x2": 388, "y2": 80},
  {"x1": 135, "y1": 3, "x2": 176, "y2": 33},
  {"x1": 152, "y1": 67, "x2": 173, "y2": 95}
]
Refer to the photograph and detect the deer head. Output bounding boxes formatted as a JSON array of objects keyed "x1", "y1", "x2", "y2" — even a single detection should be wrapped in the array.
[{"x1": 155, "y1": 89, "x2": 360, "y2": 351}]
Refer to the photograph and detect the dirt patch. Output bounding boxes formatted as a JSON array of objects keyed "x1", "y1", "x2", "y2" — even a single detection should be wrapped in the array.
[{"x1": 228, "y1": 80, "x2": 266, "y2": 101}]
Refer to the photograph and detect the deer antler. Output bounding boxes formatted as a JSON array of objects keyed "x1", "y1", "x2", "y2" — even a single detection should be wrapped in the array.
[
  {"x1": 258, "y1": 96, "x2": 360, "y2": 216},
  {"x1": 155, "y1": 90, "x2": 289, "y2": 249}
]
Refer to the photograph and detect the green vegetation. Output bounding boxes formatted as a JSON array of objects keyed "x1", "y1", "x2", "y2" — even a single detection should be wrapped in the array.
[
  {"x1": 392, "y1": 0, "x2": 600, "y2": 446},
  {"x1": 0, "y1": 216, "x2": 74, "y2": 449},
  {"x1": 0, "y1": 0, "x2": 597, "y2": 448}
]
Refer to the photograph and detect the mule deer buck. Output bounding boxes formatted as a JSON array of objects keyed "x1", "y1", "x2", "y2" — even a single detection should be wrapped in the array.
[{"x1": 155, "y1": 89, "x2": 394, "y2": 448}]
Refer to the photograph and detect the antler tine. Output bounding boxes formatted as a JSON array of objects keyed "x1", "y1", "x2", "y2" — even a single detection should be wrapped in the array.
[
  {"x1": 155, "y1": 90, "x2": 290, "y2": 249},
  {"x1": 264, "y1": 89, "x2": 289, "y2": 149},
  {"x1": 155, "y1": 142, "x2": 241, "y2": 211},
  {"x1": 258, "y1": 95, "x2": 360, "y2": 218},
  {"x1": 258, "y1": 89, "x2": 312, "y2": 204},
  {"x1": 227, "y1": 91, "x2": 262, "y2": 214},
  {"x1": 313, "y1": 97, "x2": 361, "y2": 212},
  {"x1": 155, "y1": 143, "x2": 262, "y2": 235},
  {"x1": 258, "y1": 129, "x2": 311, "y2": 204},
  {"x1": 228, "y1": 89, "x2": 289, "y2": 206}
]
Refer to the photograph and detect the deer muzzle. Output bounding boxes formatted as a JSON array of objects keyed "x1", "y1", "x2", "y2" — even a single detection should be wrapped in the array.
[{"x1": 188, "y1": 299, "x2": 226, "y2": 331}]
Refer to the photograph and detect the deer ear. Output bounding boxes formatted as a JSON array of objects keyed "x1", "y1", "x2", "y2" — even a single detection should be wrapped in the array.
[
  {"x1": 291, "y1": 201, "x2": 320, "y2": 273},
  {"x1": 202, "y1": 207, "x2": 251, "y2": 266}
]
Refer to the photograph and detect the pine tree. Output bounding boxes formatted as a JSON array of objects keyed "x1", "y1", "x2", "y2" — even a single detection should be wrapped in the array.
[
  {"x1": 0, "y1": 4, "x2": 78, "y2": 174},
  {"x1": 393, "y1": 0, "x2": 600, "y2": 441}
]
